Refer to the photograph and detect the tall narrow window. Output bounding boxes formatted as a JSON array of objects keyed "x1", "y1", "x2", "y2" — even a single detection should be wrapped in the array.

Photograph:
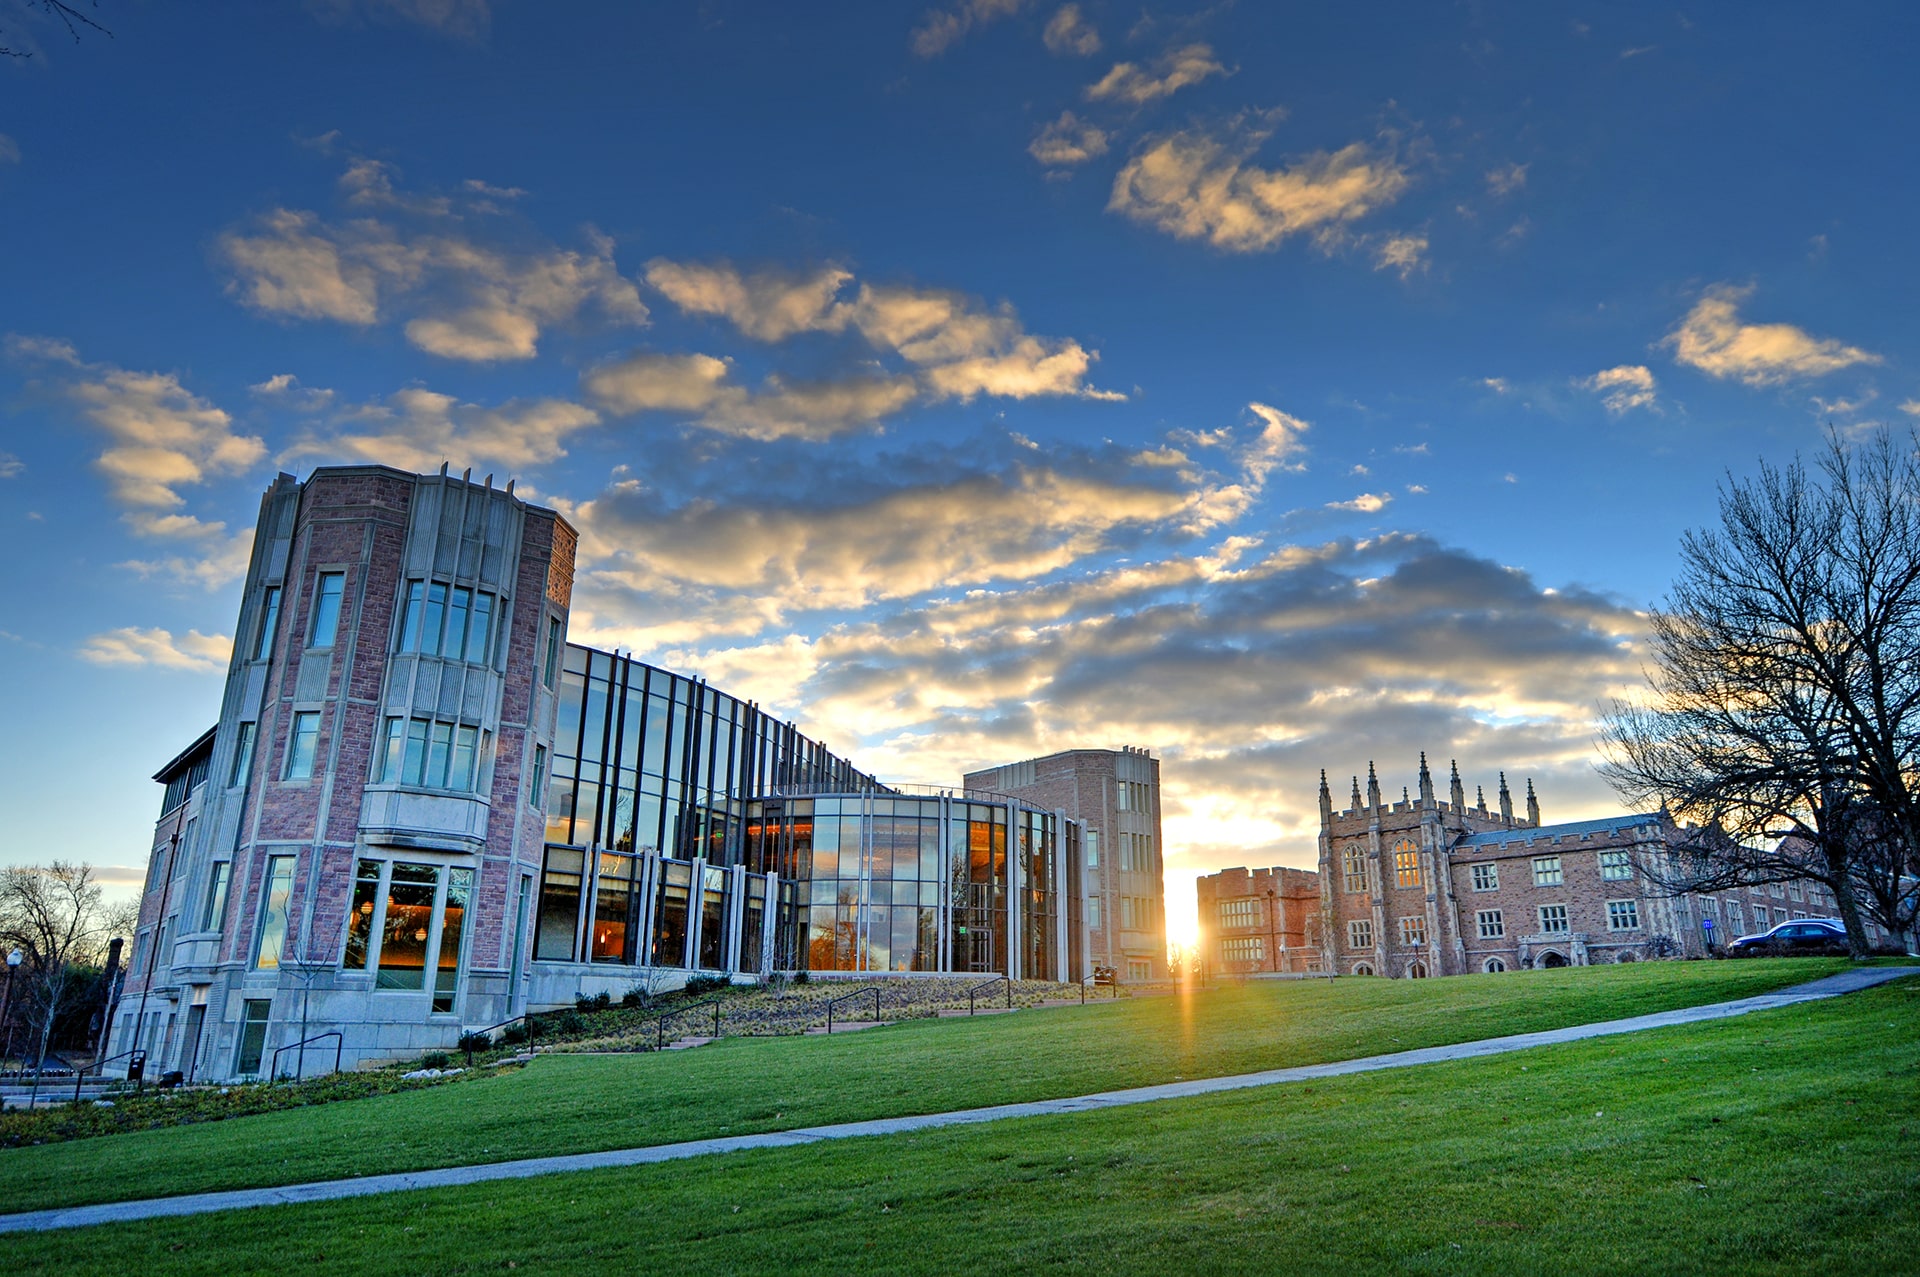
[
  {"x1": 286, "y1": 712, "x2": 320, "y2": 779},
  {"x1": 426, "y1": 721, "x2": 454, "y2": 787},
  {"x1": 309, "y1": 572, "x2": 345, "y2": 648},
  {"x1": 254, "y1": 586, "x2": 281, "y2": 661},
  {"x1": 254, "y1": 855, "x2": 296, "y2": 969},
  {"x1": 448, "y1": 724, "x2": 478, "y2": 791},
  {"x1": 1393, "y1": 841, "x2": 1421, "y2": 888},
  {"x1": 1342, "y1": 847, "x2": 1367, "y2": 894},
  {"x1": 342, "y1": 859, "x2": 382, "y2": 970},
  {"x1": 466, "y1": 592, "x2": 494, "y2": 665},
  {"x1": 399, "y1": 581, "x2": 426, "y2": 651},
  {"x1": 200, "y1": 862, "x2": 231, "y2": 932},
  {"x1": 433, "y1": 868, "x2": 473, "y2": 1013},
  {"x1": 444, "y1": 587, "x2": 472, "y2": 661},
  {"x1": 421, "y1": 583, "x2": 448, "y2": 655},
  {"x1": 544, "y1": 616, "x2": 562, "y2": 687},
  {"x1": 376, "y1": 864, "x2": 438, "y2": 990},
  {"x1": 235, "y1": 1000, "x2": 271, "y2": 1075},
  {"x1": 229, "y1": 722, "x2": 257, "y2": 788},
  {"x1": 530, "y1": 744, "x2": 548, "y2": 806}
]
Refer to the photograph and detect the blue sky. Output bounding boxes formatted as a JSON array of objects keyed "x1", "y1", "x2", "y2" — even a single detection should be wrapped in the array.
[{"x1": 1, "y1": 1, "x2": 1912, "y2": 942}]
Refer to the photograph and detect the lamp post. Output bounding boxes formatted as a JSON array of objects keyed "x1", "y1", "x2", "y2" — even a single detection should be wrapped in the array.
[
  {"x1": 1265, "y1": 888, "x2": 1279, "y2": 975},
  {"x1": 2, "y1": 947, "x2": 21, "y2": 1068}
]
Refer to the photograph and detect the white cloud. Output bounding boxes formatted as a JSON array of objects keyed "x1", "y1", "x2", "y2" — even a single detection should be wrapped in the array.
[
  {"x1": 250, "y1": 372, "x2": 335, "y2": 411},
  {"x1": 285, "y1": 388, "x2": 601, "y2": 472},
  {"x1": 1043, "y1": 4, "x2": 1099, "y2": 55},
  {"x1": 1581, "y1": 364, "x2": 1657, "y2": 414},
  {"x1": 1373, "y1": 232, "x2": 1428, "y2": 279},
  {"x1": 1665, "y1": 285, "x2": 1880, "y2": 386},
  {"x1": 308, "y1": 0, "x2": 491, "y2": 40},
  {"x1": 1328, "y1": 492, "x2": 1392, "y2": 513},
  {"x1": 1085, "y1": 43, "x2": 1226, "y2": 105},
  {"x1": 644, "y1": 260, "x2": 851, "y2": 341},
  {"x1": 1029, "y1": 111, "x2": 1110, "y2": 167},
  {"x1": 121, "y1": 528, "x2": 257, "y2": 591},
  {"x1": 0, "y1": 452, "x2": 21, "y2": 478},
  {"x1": 910, "y1": 0, "x2": 1022, "y2": 57},
  {"x1": 1109, "y1": 117, "x2": 1410, "y2": 253},
  {"x1": 79, "y1": 627, "x2": 232, "y2": 672},
  {"x1": 0, "y1": 134, "x2": 20, "y2": 164},
  {"x1": 218, "y1": 168, "x2": 647, "y2": 361},
  {"x1": 1486, "y1": 163, "x2": 1528, "y2": 197},
  {"x1": 1900, "y1": 399, "x2": 1920, "y2": 417},
  {"x1": 1482, "y1": 377, "x2": 1511, "y2": 394}
]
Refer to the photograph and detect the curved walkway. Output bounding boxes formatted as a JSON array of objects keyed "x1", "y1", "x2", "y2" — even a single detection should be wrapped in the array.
[{"x1": 4, "y1": 965, "x2": 1913, "y2": 1235}]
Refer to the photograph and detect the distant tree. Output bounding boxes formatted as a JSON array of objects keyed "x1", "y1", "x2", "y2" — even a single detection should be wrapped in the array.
[
  {"x1": 1603, "y1": 429, "x2": 1920, "y2": 956},
  {"x1": 0, "y1": 861, "x2": 124, "y2": 1071},
  {"x1": 2, "y1": 1, "x2": 109, "y2": 59}
]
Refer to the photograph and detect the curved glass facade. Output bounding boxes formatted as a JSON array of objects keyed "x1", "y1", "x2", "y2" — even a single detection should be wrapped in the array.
[{"x1": 537, "y1": 643, "x2": 1086, "y2": 980}]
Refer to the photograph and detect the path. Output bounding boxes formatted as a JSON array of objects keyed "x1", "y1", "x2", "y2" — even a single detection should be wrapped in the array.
[{"x1": 3, "y1": 965, "x2": 1913, "y2": 1235}]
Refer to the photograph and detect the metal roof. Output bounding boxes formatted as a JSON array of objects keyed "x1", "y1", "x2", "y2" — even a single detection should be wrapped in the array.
[{"x1": 1457, "y1": 812, "x2": 1663, "y2": 850}]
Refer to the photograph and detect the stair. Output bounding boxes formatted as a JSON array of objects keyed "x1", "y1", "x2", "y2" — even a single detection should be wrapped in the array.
[{"x1": 663, "y1": 1036, "x2": 716, "y2": 1050}]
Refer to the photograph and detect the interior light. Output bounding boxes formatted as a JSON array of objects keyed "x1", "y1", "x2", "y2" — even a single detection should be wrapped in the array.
[{"x1": 414, "y1": 928, "x2": 428, "y2": 942}]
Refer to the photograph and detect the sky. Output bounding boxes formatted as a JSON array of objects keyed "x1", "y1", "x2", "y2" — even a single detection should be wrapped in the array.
[{"x1": 1, "y1": 1, "x2": 1914, "y2": 946}]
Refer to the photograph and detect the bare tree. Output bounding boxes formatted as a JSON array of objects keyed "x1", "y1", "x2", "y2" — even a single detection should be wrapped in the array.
[
  {"x1": 0, "y1": 861, "x2": 123, "y2": 1080},
  {"x1": 2, "y1": 1, "x2": 109, "y2": 59},
  {"x1": 1603, "y1": 428, "x2": 1920, "y2": 957}
]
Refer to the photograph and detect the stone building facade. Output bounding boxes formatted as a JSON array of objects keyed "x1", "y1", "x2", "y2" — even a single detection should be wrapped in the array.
[
  {"x1": 964, "y1": 747, "x2": 1166, "y2": 982},
  {"x1": 1316, "y1": 756, "x2": 1853, "y2": 977},
  {"x1": 1195, "y1": 865, "x2": 1323, "y2": 975}
]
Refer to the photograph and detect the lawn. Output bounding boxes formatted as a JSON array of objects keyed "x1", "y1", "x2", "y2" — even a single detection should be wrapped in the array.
[
  {"x1": 0, "y1": 960, "x2": 1854, "y2": 1214},
  {"x1": 8, "y1": 972, "x2": 1917, "y2": 1274}
]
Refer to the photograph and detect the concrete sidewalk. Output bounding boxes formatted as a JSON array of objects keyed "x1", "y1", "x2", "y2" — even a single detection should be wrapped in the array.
[{"x1": 3, "y1": 965, "x2": 1913, "y2": 1235}]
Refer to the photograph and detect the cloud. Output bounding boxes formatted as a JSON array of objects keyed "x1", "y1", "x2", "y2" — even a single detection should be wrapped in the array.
[
  {"x1": 307, "y1": 0, "x2": 491, "y2": 41},
  {"x1": 582, "y1": 350, "x2": 919, "y2": 442},
  {"x1": 218, "y1": 166, "x2": 647, "y2": 360},
  {"x1": 1486, "y1": 163, "x2": 1527, "y2": 197},
  {"x1": 1581, "y1": 364, "x2": 1657, "y2": 414},
  {"x1": 1043, "y1": 4, "x2": 1099, "y2": 55},
  {"x1": 8, "y1": 339, "x2": 266, "y2": 512},
  {"x1": 645, "y1": 260, "x2": 851, "y2": 341},
  {"x1": 1373, "y1": 232, "x2": 1428, "y2": 279},
  {"x1": 0, "y1": 134, "x2": 19, "y2": 164},
  {"x1": 1029, "y1": 111, "x2": 1110, "y2": 167},
  {"x1": 1482, "y1": 377, "x2": 1511, "y2": 394},
  {"x1": 1900, "y1": 399, "x2": 1920, "y2": 417},
  {"x1": 121, "y1": 528, "x2": 258, "y2": 591},
  {"x1": 910, "y1": 0, "x2": 1022, "y2": 57},
  {"x1": 284, "y1": 388, "x2": 601, "y2": 472},
  {"x1": 1665, "y1": 285, "x2": 1880, "y2": 386},
  {"x1": 1085, "y1": 43, "x2": 1227, "y2": 105},
  {"x1": 0, "y1": 452, "x2": 21, "y2": 478},
  {"x1": 1109, "y1": 117, "x2": 1410, "y2": 253},
  {"x1": 1327, "y1": 492, "x2": 1392, "y2": 513},
  {"x1": 79, "y1": 627, "x2": 232, "y2": 672},
  {"x1": 250, "y1": 372, "x2": 335, "y2": 411}
]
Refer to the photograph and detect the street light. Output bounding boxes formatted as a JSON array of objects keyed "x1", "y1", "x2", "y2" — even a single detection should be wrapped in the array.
[{"x1": 2, "y1": 947, "x2": 21, "y2": 1069}]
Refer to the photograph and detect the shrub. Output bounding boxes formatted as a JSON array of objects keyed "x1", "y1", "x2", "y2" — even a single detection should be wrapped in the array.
[
  {"x1": 457, "y1": 1030, "x2": 493, "y2": 1055},
  {"x1": 501, "y1": 1022, "x2": 529, "y2": 1045},
  {"x1": 793, "y1": 970, "x2": 809, "y2": 985},
  {"x1": 621, "y1": 986, "x2": 651, "y2": 1009},
  {"x1": 575, "y1": 991, "x2": 613, "y2": 1013},
  {"x1": 556, "y1": 1011, "x2": 587, "y2": 1035},
  {"x1": 681, "y1": 974, "x2": 732, "y2": 998},
  {"x1": 419, "y1": 1051, "x2": 451, "y2": 1069}
]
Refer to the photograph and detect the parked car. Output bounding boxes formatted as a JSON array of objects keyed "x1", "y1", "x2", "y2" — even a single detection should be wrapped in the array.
[{"x1": 1725, "y1": 918, "x2": 1849, "y2": 957}]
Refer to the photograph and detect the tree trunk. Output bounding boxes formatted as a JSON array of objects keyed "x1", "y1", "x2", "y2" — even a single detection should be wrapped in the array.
[{"x1": 1822, "y1": 841, "x2": 1875, "y2": 958}]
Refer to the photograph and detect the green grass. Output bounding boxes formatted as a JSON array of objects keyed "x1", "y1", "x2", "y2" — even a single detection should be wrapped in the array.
[
  {"x1": 9, "y1": 972, "x2": 1918, "y2": 1274},
  {"x1": 0, "y1": 960, "x2": 1853, "y2": 1214}
]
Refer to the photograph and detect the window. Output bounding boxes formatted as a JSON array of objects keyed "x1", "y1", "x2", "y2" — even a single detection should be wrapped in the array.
[
  {"x1": 253, "y1": 586, "x2": 281, "y2": 661},
  {"x1": 1222, "y1": 937, "x2": 1265, "y2": 964},
  {"x1": 235, "y1": 999, "x2": 271, "y2": 1076},
  {"x1": 1477, "y1": 908, "x2": 1505, "y2": 939},
  {"x1": 1347, "y1": 919, "x2": 1373, "y2": 949},
  {"x1": 1351, "y1": 962, "x2": 1375, "y2": 976},
  {"x1": 1726, "y1": 900, "x2": 1744, "y2": 931},
  {"x1": 228, "y1": 722, "x2": 257, "y2": 789},
  {"x1": 1484, "y1": 957, "x2": 1507, "y2": 973},
  {"x1": 343, "y1": 859, "x2": 382, "y2": 971},
  {"x1": 1086, "y1": 831, "x2": 1098, "y2": 868},
  {"x1": 1399, "y1": 916, "x2": 1427, "y2": 946},
  {"x1": 1119, "y1": 896, "x2": 1154, "y2": 930},
  {"x1": 1342, "y1": 847, "x2": 1367, "y2": 894},
  {"x1": 1115, "y1": 780, "x2": 1152, "y2": 813},
  {"x1": 1471, "y1": 862, "x2": 1498, "y2": 892},
  {"x1": 1769, "y1": 882, "x2": 1785, "y2": 899},
  {"x1": 398, "y1": 579, "x2": 499, "y2": 664},
  {"x1": 286, "y1": 712, "x2": 320, "y2": 779},
  {"x1": 1127, "y1": 959, "x2": 1151, "y2": 982},
  {"x1": 199, "y1": 862, "x2": 230, "y2": 932},
  {"x1": 309, "y1": 572, "x2": 345, "y2": 647},
  {"x1": 1393, "y1": 841, "x2": 1421, "y2": 889},
  {"x1": 254, "y1": 855, "x2": 296, "y2": 969},
  {"x1": 1217, "y1": 898, "x2": 1258, "y2": 927},
  {"x1": 434, "y1": 868, "x2": 473, "y2": 1013},
  {"x1": 1787, "y1": 881, "x2": 1803, "y2": 902},
  {"x1": 544, "y1": 616, "x2": 563, "y2": 687},
  {"x1": 377, "y1": 717, "x2": 482, "y2": 792},
  {"x1": 1599, "y1": 850, "x2": 1633, "y2": 881},
  {"x1": 1702, "y1": 895, "x2": 1721, "y2": 917},
  {"x1": 1538, "y1": 903, "x2": 1569, "y2": 934},
  {"x1": 1086, "y1": 897, "x2": 1100, "y2": 929},
  {"x1": 1607, "y1": 899, "x2": 1641, "y2": 931},
  {"x1": 377, "y1": 864, "x2": 439, "y2": 990},
  {"x1": 1532, "y1": 856, "x2": 1563, "y2": 887},
  {"x1": 530, "y1": 744, "x2": 548, "y2": 807}
]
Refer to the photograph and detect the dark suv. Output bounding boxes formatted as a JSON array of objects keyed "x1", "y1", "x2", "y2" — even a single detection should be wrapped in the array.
[{"x1": 1725, "y1": 918, "x2": 1849, "y2": 957}]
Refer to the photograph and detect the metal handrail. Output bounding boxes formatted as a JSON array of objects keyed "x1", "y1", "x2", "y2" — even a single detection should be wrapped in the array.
[
  {"x1": 463, "y1": 1012, "x2": 545, "y2": 1065},
  {"x1": 655, "y1": 997, "x2": 726, "y2": 1051},
  {"x1": 268, "y1": 1031, "x2": 343, "y2": 1085},
  {"x1": 966, "y1": 975, "x2": 1011, "y2": 1015},
  {"x1": 1078, "y1": 975, "x2": 1118, "y2": 1004},
  {"x1": 824, "y1": 986, "x2": 882, "y2": 1034},
  {"x1": 69, "y1": 1048, "x2": 147, "y2": 1104}
]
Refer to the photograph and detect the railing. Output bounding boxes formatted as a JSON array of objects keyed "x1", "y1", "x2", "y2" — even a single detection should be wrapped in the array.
[
  {"x1": 1078, "y1": 975, "x2": 1118, "y2": 1004},
  {"x1": 655, "y1": 998, "x2": 726, "y2": 1051},
  {"x1": 824, "y1": 986, "x2": 882, "y2": 1034},
  {"x1": 69, "y1": 1048, "x2": 147, "y2": 1104},
  {"x1": 463, "y1": 1012, "x2": 545, "y2": 1066},
  {"x1": 967, "y1": 975, "x2": 1011, "y2": 1015},
  {"x1": 268, "y1": 1031, "x2": 343, "y2": 1085}
]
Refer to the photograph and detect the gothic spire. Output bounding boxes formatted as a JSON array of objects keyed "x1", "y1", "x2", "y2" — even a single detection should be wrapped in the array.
[
  {"x1": 1498, "y1": 771, "x2": 1514, "y2": 822},
  {"x1": 1449, "y1": 758, "x2": 1466, "y2": 810},
  {"x1": 1526, "y1": 777, "x2": 1540, "y2": 826}
]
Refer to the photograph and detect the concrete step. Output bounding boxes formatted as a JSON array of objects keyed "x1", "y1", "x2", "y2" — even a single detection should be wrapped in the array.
[
  {"x1": 803, "y1": 1020, "x2": 891, "y2": 1034},
  {"x1": 935, "y1": 1006, "x2": 1020, "y2": 1017},
  {"x1": 663, "y1": 1037, "x2": 716, "y2": 1050}
]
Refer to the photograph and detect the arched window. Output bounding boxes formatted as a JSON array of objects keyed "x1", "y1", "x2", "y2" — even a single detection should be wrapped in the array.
[
  {"x1": 1393, "y1": 839, "x2": 1421, "y2": 889},
  {"x1": 1352, "y1": 962, "x2": 1375, "y2": 977},
  {"x1": 1539, "y1": 951, "x2": 1568, "y2": 968},
  {"x1": 1406, "y1": 961, "x2": 1428, "y2": 979},
  {"x1": 1483, "y1": 957, "x2": 1507, "y2": 974},
  {"x1": 1342, "y1": 846, "x2": 1367, "y2": 894}
]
